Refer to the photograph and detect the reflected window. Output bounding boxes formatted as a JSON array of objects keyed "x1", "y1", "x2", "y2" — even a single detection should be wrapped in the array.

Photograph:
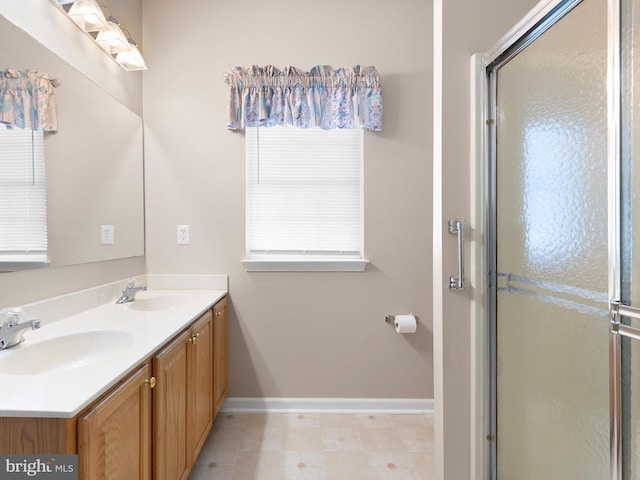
[{"x1": 0, "y1": 126, "x2": 47, "y2": 269}]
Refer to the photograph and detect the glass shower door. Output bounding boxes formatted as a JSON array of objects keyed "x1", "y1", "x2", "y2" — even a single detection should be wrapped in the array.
[
  {"x1": 493, "y1": 0, "x2": 610, "y2": 477},
  {"x1": 619, "y1": 0, "x2": 640, "y2": 477}
]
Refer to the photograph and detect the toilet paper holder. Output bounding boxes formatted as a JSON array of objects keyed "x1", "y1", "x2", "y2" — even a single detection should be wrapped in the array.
[{"x1": 385, "y1": 314, "x2": 418, "y2": 326}]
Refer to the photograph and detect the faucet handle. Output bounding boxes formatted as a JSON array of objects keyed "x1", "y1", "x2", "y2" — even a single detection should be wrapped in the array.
[
  {"x1": 3, "y1": 308, "x2": 25, "y2": 327},
  {"x1": 126, "y1": 279, "x2": 137, "y2": 288}
]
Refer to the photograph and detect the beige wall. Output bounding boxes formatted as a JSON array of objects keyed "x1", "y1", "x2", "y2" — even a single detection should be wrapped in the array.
[
  {"x1": 142, "y1": 0, "x2": 433, "y2": 399},
  {"x1": 0, "y1": 0, "x2": 144, "y2": 309}
]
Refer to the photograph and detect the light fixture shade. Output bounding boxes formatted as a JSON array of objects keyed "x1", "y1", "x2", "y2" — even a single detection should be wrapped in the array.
[
  {"x1": 56, "y1": 0, "x2": 78, "y2": 4},
  {"x1": 96, "y1": 23, "x2": 130, "y2": 54},
  {"x1": 68, "y1": 0, "x2": 108, "y2": 32},
  {"x1": 115, "y1": 45, "x2": 147, "y2": 71}
]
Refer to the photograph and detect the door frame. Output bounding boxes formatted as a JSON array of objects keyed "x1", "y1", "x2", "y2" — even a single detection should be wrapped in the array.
[{"x1": 470, "y1": 0, "x2": 623, "y2": 478}]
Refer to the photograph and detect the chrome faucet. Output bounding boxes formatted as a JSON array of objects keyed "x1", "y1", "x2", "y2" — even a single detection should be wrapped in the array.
[
  {"x1": 0, "y1": 308, "x2": 42, "y2": 350},
  {"x1": 116, "y1": 279, "x2": 148, "y2": 304}
]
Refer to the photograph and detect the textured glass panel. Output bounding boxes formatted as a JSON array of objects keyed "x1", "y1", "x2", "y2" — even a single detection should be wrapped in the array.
[
  {"x1": 621, "y1": 337, "x2": 640, "y2": 480},
  {"x1": 495, "y1": 0, "x2": 609, "y2": 478},
  {"x1": 621, "y1": 0, "x2": 640, "y2": 477},
  {"x1": 497, "y1": 295, "x2": 609, "y2": 477}
]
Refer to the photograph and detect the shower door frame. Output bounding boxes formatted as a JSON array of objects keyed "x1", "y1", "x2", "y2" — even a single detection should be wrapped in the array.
[{"x1": 477, "y1": 0, "x2": 626, "y2": 478}]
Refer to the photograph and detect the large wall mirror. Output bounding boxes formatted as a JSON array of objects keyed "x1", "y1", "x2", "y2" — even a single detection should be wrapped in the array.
[{"x1": 0, "y1": 13, "x2": 144, "y2": 271}]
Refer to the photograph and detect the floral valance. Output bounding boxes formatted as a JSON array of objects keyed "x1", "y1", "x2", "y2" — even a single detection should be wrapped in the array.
[
  {"x1": 0, "y1": 69, "x2": 58, "y2": 132},
  {"x1": 225, "y1": 65, "x2": 382, "y2": 131}
]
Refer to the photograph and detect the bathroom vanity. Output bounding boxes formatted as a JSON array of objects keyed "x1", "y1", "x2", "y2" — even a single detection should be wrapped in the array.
[{"x1": 0, "y1": 281, "x2": 227, "y2": 480}]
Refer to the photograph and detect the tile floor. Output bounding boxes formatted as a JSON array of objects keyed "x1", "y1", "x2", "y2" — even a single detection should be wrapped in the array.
[{"x1": 188, "y1": 413, "x2": 434, "y2": 480}]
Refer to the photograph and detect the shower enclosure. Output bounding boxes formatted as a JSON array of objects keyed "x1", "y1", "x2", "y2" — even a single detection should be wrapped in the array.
[{"x1": 482, "y1": 0, "x2": 640, "y2": 478}]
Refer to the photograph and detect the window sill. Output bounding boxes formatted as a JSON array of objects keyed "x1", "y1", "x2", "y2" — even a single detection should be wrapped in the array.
[
  {"x1": 242, "y1": 259, "x2": 369, "y2": 272},
  {"x1": 0, "y1": 261, "x2": 50, "y2": 272}
]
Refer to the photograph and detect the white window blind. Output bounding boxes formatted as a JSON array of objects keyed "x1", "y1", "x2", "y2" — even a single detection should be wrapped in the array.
[
  {"x1": 245, "y1": 126, "x2": 363, "y2": 263},
  {"x1": 0, "y1": 127, "x2": 47, "y2": 263}
]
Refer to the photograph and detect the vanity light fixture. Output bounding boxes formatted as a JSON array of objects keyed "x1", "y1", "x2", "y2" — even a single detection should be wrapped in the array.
[
  {"x1": 115, "y1": 42, "x2": 147, "y2": 71},
  {"x1": 54, "y1": 0, "x2": 147, "y2": 71},
  {"x1": 96, "y1": 20, "x2": 130, "y2": 54},
  {"x1": 67, "y1": 0, "x2": 109, "y2": 32}
]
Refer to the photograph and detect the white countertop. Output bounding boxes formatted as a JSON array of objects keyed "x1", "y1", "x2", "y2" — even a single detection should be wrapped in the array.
[{"x1": 0, "y1": 288, "x2": 227, "y2": 418}]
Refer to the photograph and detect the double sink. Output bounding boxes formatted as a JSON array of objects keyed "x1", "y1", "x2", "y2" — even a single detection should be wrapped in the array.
[{"x1": 0, "y1": 289, "x2": 226, "y2": 417}]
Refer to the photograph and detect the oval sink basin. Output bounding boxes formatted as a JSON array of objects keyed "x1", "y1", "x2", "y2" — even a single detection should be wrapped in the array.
[
  {"x1": 0, "y1": 330, "x2": 135, "y2": 376},
  {"x1": 125, "y1": 295, "x2": 187, "y2": 312}
]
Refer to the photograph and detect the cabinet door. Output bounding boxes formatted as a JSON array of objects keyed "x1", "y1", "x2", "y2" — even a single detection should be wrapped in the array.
[
  {"x1": 78, "y1": 363, "x2": 152, "y2": 480},
  {"x1": 153, "y1": 330, "x2": 190, "y2": 480},
  {"x1": 187, "y1": 310, "x2": 213, "y2": 464},
  {"x1": 213, "y1": 297, "x2": 228, "y2": 418}
]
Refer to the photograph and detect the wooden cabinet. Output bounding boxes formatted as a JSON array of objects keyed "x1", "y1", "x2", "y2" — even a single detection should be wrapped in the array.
[
  {"x1": 153, "y1": 310, "x2": 214, "y2": 480},
  {"x1": 153, "y1": 329, "x2": 190, "y2": 480},
  {"x1": 187, "y1": 310, "x2": 213, "y2": 464},
  {"x1": 0, "y1": 417, "x2": 76, "y2": 454},
  {"x1": 213, "y1": 297, "x2": 228, "y2": 418},
  {"x1": 1, "y1": 295, "x2": 228, "y2": 480},
  {"x1": 78, "y1": 363, "x2": 152, "y2": 480}
]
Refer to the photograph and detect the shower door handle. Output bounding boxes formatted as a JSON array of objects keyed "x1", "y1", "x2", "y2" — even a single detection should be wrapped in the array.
[
  {"x1": 611, "y1": 301, "x2": 640, "y2": 341},
  {"x1": 448, "y1": 219, "x2": 465, "y2": 290}
]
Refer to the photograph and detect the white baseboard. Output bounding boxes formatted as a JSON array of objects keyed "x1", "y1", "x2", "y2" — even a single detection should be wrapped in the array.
[{"x1": 220, "y1": 397, "x2": 434, "y2": 415}]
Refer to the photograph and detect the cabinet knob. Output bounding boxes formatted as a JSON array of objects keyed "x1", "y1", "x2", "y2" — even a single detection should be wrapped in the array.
[
  {"x1": 195, "y1": 333, "x2": 201, "y2": 341},
  {"x1": 144, "y1": 377, "x2": 157, "y2": 389},
  {"x1": 215, "y1": 311, "x2": 221, "y2": 317}
]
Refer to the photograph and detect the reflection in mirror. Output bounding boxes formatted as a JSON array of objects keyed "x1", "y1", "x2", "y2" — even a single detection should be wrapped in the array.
[
  {"x1": 0, "y1": 126, "x2": 47, "y2": 270},
  {"x1": 0, "y1": 13, "x2": 144, "y2": 271}
]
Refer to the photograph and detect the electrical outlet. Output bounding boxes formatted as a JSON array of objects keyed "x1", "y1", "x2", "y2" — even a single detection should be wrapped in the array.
[
  {"x1": 177, "y1": 225, "x2": 190, "y2": 245},
  {"x1": 101, "y1": 225, "x2": 114, "y2": 245}
]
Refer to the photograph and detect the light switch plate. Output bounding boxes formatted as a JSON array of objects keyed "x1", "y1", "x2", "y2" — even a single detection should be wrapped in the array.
[{"x1": 101, "y1": 225, "x2": 114, "y2": 245}]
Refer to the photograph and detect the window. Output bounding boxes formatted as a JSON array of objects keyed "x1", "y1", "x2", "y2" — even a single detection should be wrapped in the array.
[
  {"x1": 0, "y1": 127, "x2": 48, "y2": 269},
  {"x1": 243, "y1": 126, "x2": 367, "y2": 272}
]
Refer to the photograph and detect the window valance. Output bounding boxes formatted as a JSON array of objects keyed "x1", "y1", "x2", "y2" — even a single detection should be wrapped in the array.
[
  {"x1": 225, "y1": 65, "x2": 382, "y2": 131},
  {"x1": 0, "y1": 69, "x2": 58, "y2": 132}
]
